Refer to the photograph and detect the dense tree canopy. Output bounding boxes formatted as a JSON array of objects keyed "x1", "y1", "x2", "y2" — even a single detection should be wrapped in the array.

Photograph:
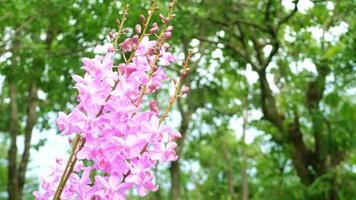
[{"x1": 0, "y1": 0, "x2": 355, "y2": 200}]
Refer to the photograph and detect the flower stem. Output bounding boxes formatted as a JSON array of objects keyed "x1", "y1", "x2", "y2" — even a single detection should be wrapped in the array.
[
  {"x1": 159, "y1": 50, "x2": 192, "y2": 124},
  {"x1": 53, "y1": 135, "x2": 80, "y2": 199}
]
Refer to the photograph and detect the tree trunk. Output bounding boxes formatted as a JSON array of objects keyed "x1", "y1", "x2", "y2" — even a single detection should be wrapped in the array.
[
  {"x1": 240, "y1": 99, "x2": 249, "y2": 200},
  {"x1": 170, "y1": 103, "x2": 192, "y2": 200},
  {"x1": 170, "y1": 129, "x2": 186, "y2": 200},
  {"x1": 170, "y1": 160, "x2": 181, "y2": 200},
  {"x1": 8, "y1": 83, "x2": 20, "y2": 200},
  {"x1": 18, "y1": 82, "x2": 38, "y2": 198},
  {"x1": 222, "y1": 139, "x2": 237, "y2": 200}
]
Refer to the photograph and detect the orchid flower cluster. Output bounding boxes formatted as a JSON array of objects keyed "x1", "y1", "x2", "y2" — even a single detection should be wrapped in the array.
[{"x1": 34, "y1": 1, "x2": 192, "y2": 199}]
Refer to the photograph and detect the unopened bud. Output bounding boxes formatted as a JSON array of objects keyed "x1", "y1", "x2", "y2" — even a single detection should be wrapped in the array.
[
  {"x1": 145, "y1": 48, "x2": 155, "y2": 56},
  {"x1": 159, "y1": 13, "x2": 165, "y2": 20},
  {"x1": 140, "y1": 15, "x2": 146, "y2": 23},
  {"x1": 167, "y1": 26, "x2": 173, "y2": 31},
  {"x1": 164, "y1": 31, "x2": 172, "y2": 39},
  {"x1": 149, "y1": 100, "x2": 159, "y2": 113},
  {"x1": 181, "y1": 86, "x2": 189, "y2": 94},
  {"x1": 159, "y1": 14, "x2": 169, "y2": 24},
  {"x1": 148, "y1": 10, "x2": 153, "y2": 16},
  {"x1": 132, "y1": 35, "x2": 139, "y2": 45},
  {"x1": 150, "y1": 22, "x2": 159, "y2": 33},
  {"x1": 163, "y1": 18, "x2": 170, "y2": 25},
  {"x1": 135, "y1": 24, "x2": 142, "y2": 34},
  {"x1": 181, "y1": 70, "x2": 187, "y2": 77},
  {"x1": 109, "y1": 32, "x2": 114, "y2": 39}
]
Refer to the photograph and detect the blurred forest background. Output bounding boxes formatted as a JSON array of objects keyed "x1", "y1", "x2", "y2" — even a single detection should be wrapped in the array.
[{"x1": 0, "y1": 0, "x2": 355, "y2": 199}]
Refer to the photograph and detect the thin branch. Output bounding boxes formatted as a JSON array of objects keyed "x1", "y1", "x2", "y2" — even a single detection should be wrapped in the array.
[
  {"x1": 278, "y1": 0, "x2": 299, "y2": 26},
  {"x1": 265, "y1": 0, "x2": 273, "y2": 22},
  {"x1": 208, "y1": 17, "x2": 269, "y2": 32},
  {"x1": 234, "y1": 22, "x2": 260, "y2": 71},
  {"x1": 261, "y1": 40, "x2": 280, "y2": 71}
]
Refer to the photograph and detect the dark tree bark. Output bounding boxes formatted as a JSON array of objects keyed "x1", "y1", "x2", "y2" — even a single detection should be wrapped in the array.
[
  {"x1": 222, "y1": 139, "x2": 237, "y2": 200},
  {"x1": 17, "y1": 82, "x2": 38, "y2": 198},
  {"x1": 8, "y1": 83, "x2": 20, "y2": 200},
  {"x1": 7, "y1": 80, "x2": 38, "y2": 200},
  {"x1": 170, "y1": 103, "x2": 191, "y2": 200},
  {"x1": 170, "y1": 160, "x2": 181, "y2": 200},
  {"x1": 240, "y1": 98, "x2": 249, "y2": 200},
  {"x1": 5, "y1": 9, "x2": 51, "y2": 198}
]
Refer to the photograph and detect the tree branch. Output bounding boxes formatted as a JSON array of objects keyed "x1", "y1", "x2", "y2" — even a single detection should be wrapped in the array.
[
  {"x1": 278, "y1": 0, "x2": 299, "y2": 27},
  {"x1": 265, "y1": 0, "x2": 273, "y2": 22},
  {"x1": 8, "y1": 82, "x2": 20, "y2": 200},
  {"x1": 197, "y1": 37, "x2": 250, "y2": 64},
  {"x1": 262, "y1": 40, "x2": 280, "y2": 71},
  {"x1": 208, "y1": 17, "x2": 269, "y2": 32}
]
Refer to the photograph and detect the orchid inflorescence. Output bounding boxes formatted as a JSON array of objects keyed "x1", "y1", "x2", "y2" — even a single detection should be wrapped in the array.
[{"x1": 34, "y1": 1, "x2": 192, "y2": 199}]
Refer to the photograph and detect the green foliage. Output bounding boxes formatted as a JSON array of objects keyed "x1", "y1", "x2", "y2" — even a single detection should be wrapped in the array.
[{"x1": 0, "y1": 0, "x2": 355, "y2": 199}]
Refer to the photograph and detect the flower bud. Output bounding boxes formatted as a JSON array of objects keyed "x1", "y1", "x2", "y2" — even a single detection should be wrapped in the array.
[
  {"x1": 159, "y1": 13, "x2": 168, "y2": 24},
  {"x1": 145, "y1": 48, "x2": 155, "y2": 56},
  {"x1": 149, "y1": 100, "x2": 159, "y2": 113},
  {"x1": 159, "y1": 13, "x2": 165, "y2": 20},
  {"x1": 167, "y1": 26, "x2": 173, "y2": 31},
  {"x1": 109, "y1": 32, "x2": 114, "y2": 40},
  {"x1": 140, "y1": 14, "x2": 146, "y2": 23},
  {"x1": 181, "y1": 85, "x2": 189, "y2": 95},
  {"x1": 150, "y1": 22, "x2": 159, "y2": 34},
  {"x1": 164, "y1": 31, "x2": 172, "y2": 39},
  {"x1": 120, "y1": 38, "x2": 133, "y2": 52},
  {"x1": 135, "y1": 24, "x2": 142, "y2": 34},
  {"x1": 132, "y1": 35, "x2": 139, "y2": 45}
]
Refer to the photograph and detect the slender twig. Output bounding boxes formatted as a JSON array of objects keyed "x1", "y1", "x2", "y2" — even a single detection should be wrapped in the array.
[
  {"x1": 159, "y1": 50, "x2": 192, "y2": 124},
  {"x1": 113, "y1": 5, "x2": 129, "y2": 46},
  {"x1": 278, "y1": 0, "x2": 299, "y2": 27}
]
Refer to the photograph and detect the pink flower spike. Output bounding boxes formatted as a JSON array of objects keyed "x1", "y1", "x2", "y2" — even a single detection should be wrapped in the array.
[
  {"x1": 36, "y1": 12, "x2": 183, "y2": 200},
  {"x1": 149, "y1": 100, "x2": 159, "y2": 113}
]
